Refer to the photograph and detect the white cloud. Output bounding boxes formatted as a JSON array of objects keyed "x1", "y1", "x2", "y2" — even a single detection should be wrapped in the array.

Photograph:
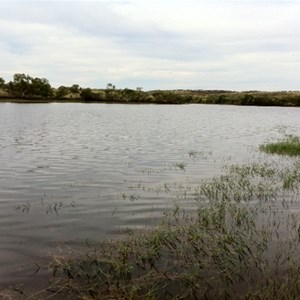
[{"x1": 0, "y1": 0, "x2": 300, "y2": 90}]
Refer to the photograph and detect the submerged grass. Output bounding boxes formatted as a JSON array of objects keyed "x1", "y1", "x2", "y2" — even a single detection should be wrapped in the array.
[
  {"x1": 18, "y1": 156, "x2": 300, "y2": 299},
  {"x1": 260, "y1": 135, "x2": 300, "y2": 156}
]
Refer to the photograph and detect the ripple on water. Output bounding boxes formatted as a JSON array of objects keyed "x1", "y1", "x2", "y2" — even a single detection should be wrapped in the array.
[{"x1": 0, "y1": 103, "x2": 300, "y2": 284}]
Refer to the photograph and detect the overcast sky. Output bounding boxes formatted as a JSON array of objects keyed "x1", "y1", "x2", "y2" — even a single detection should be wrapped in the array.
[{"x1": 0, "y1": 0, "x2": 300, "y2": 91}]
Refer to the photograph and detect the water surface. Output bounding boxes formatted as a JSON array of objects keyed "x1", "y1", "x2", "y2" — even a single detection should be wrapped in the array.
[{"x1": 0, "y1": 103, "x2": 299, "y2": 284}]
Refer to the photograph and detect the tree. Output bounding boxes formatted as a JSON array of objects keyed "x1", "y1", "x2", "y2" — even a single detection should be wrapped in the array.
[
  {"x1": 8, "y1": 73, "x2": 52, "y2": 98},
  {"x1": 56, "y1": 86, "x2": 69, "y2": 99},
  {"x1": 122, "y1": 88, "x2": 135, "y2": 96},
  {"x1": 69, "y1": 84, "x2": 80, "y2": 94},
  {"x1": 0, "y1": 77, "x2": 5, "y2": 87},
  {"x1": 31, "y1": 77, "x2": 52, "y2": 98},
  {"x1": 80, "y1": 88, "x2": 105, "y2": 101},
  {"x1": 9, "y1": 73, "x2": 32, "y2": 98},
  {"x1": 80, "y1": 88, "x2": 93, "y2": 101},
  {"x1": 106, "y1": 83, "x2": 115, "y2": 90}
]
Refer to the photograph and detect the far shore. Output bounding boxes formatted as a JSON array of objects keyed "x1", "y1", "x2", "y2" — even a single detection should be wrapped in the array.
[
  {"x1": 1, "y1": 73, "x2": 300, "y2": 106},
  {"x1": 1, "y1": 89, "x2": 300, "y2": 107}
]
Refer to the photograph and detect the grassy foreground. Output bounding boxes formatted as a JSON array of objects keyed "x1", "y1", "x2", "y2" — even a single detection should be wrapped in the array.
[
  {"x1": 260, "y1": 135, "x2": 300, "y2": 156},
  {"x1": 5, "y1": 154, "x2": 300, "y2": 299}
]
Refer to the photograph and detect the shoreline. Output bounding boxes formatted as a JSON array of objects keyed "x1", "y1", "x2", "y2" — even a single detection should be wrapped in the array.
[
  {"x1": 2, "y1": 73, "x2": 300, "y2": 107},
  {"x1": 0, "y1": 97, "x2": 300, "y2": 107}
]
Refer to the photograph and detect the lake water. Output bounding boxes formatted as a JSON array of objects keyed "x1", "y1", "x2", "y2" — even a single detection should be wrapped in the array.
[{"x1": 0, "y1": 103, "x2": 300, "y2": 285}]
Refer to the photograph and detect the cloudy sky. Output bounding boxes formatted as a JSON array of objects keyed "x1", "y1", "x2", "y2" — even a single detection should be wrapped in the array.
[{"x1": 0, "y1": 0, "x2": 300, "y2": 91}]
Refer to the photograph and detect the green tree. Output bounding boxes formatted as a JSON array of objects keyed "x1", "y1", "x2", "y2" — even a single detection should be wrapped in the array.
[
  {"x1": 80, "y1": 88, "x2": 93, "y2": 100},
  {"x1": 56, "y1": 86, "x2": 69, "y2": 99},
  {"x1": 121, "y1": 88, "x2": 139, "y2": 102},
  {"x1": 31, "y1": 77, "x2": 52, "y2": 98},
  {"x1": 106, "y1": 83, "x2": 115, "y2": 90},
  {"x1": 80, "y1": 88, "x2": 104, "y2": 101},
  {"x1": 0, "y1": 77, "x2": 5, "y2": 87},
  {"x1": 9, "y1": 73, "x2": 52, "y2": 98},
  {"x1": 69, "y1": 84, "x2": 80, "y2": 94},
  {"x1": 9, "y1": 73, "x2": 32, "y2": 98}
]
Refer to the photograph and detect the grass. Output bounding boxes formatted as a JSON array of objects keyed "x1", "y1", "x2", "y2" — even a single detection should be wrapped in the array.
[
  {"x1": 11, "y1": 154, "x2": 300, "y2": 299},
  {"x1": 260, "y1": 135, "x2": 300, "y2": 156}
]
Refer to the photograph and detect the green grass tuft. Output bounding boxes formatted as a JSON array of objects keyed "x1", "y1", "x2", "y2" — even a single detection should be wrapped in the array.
[
  {"x1": 6, "y1": 153, "x2": 300, "y2": 299},
  {"x1": 21, "y1": 158, "x2": 300, "y2": 299},
  {"x1": 260, "y1": 135, "x2": 300, "y2": 156}
]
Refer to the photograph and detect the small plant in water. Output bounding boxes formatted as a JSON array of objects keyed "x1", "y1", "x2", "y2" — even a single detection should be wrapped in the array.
[
  {"x1": 260, "y1": 135, "x2": 300, "y2": 156},
  {"x1": 15, "y1": 202, "x2": 31, "y2": 213},
  {"x1": 22, "y1": 155, "x2": 300, "y2": 299},
  {"x1": 173, "y1": 162, "x2": 186, "y2": 171}
]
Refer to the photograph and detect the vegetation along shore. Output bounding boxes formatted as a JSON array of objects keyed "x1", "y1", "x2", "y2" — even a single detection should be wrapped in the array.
[
  {"x1": 1, "y1": 136, "x2": 300, "y2": 299},
  {"x1": 1, "y1": 73, "x2": 300, "y2": 106}
]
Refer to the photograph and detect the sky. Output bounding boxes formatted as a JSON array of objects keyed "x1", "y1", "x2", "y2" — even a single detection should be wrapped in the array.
[{"x1": 0, "y1": 0, "x2": 300, "y2": 91}]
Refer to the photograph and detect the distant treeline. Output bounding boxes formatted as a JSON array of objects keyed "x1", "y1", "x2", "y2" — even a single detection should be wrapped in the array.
[{"x1": 1, "y1": 73, "x2": 300, "y2": 106}]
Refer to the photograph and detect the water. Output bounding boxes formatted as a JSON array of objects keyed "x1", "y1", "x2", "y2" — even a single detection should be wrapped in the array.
[{"x1": 0, "y1": 103, "x2": 299, "y2": 285}]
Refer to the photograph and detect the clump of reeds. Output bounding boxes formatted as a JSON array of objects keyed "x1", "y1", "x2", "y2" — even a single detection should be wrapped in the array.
[
  {"x1": 24, "y1": 156, "x2": 300, "y2": 299},
  {"x1": 260, "y1": 135, "x2": 300, "y2": 156}
]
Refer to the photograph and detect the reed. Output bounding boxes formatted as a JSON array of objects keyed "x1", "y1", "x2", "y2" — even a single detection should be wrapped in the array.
[
  {"x1": 20, "y1": 156, "x2": 300, "y2": 299},
  {"x1": 260, "y1": 135, "x2": 300, "y2": 156}
]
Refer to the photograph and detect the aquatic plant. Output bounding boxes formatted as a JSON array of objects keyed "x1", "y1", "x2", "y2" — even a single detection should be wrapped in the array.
[
  {"x1": 20, "y1": 156, "x2": 300, "y2": 299},
  {"x1": 260, "y1": 135, "x2": 300, "y2": 156}
]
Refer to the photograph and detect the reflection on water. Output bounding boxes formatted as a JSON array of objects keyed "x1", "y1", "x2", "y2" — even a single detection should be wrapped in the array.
[{"x1": 0, "y1": 103, "x2": 299, "y2": 284}]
